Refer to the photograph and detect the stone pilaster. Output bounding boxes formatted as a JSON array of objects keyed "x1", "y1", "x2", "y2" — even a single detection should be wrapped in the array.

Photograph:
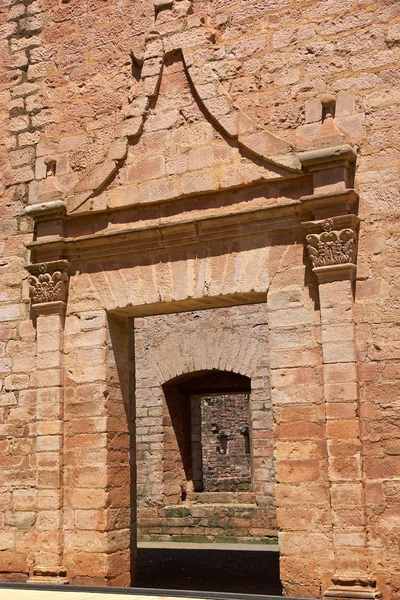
[
  {"x1": 26, "y1": 261, "x2": 70, "y2": 584},
  {"x1": 303, "y1": 216, "x2": 378, "y2": 599}
]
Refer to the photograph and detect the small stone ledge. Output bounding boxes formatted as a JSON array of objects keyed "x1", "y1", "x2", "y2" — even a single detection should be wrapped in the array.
[
  {"x1": 313, "y1": 263, "x2": 357, "y2": 284},
  {"x1": 24, "y1": 200, "x2": 67, "y2": 220},
  {"x1": 298, "y1": 144, "x2": 357, "y2": 171}
]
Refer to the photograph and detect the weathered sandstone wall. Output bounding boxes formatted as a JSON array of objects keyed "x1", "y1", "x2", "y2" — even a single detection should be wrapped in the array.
[{"x1": 0, "y1": 0, "x2": 399, "y2": 597}]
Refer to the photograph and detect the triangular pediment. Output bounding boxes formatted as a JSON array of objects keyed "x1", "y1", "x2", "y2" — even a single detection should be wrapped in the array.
[{"x1": 36, "y1": 36, "x2": 305, "y2": 216}]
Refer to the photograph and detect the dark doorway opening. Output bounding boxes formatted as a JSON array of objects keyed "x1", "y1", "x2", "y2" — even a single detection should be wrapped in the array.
[{"x1": 135, "y1": 545, "x2": 282, "y2": 595}]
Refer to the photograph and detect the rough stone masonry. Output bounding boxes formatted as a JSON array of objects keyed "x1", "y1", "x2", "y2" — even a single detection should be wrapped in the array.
[{"x1": 0, "y1": 0, "x2": 399, "y2": 598}]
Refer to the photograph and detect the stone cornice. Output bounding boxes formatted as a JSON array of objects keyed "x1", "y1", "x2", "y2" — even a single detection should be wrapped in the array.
[
  {"x1": 298, "y1": 144, "x2": 357, "y2": 171},
  {"x1": 25, "y1": 201, "x2": 67, "y2": 221},
  {"x1": 25, "y1": 199, "x2": 311, "y2": 262}
]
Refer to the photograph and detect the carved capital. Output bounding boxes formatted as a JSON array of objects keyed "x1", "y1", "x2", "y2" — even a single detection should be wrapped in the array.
[
  {"x1": 302, "y1": 215, "x2": 360, "y2": 284},
  {"x1": 26, "y1": 260, "x2": 70, "y2": 306},
  {"x1": 306, "y1": 218, "x2": 356, "y2": 269}
]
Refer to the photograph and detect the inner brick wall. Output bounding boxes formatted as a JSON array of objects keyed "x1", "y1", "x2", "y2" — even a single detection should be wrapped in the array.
[
  {"x1": 197, "y1": 393, "x2": 251, "y2": 492},
  {"x1": 134, "y1": 304, "x2": 278, "y2": 543}
]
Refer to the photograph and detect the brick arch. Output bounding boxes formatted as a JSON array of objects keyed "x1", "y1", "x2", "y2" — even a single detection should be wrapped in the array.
[
  {"x1": 162, "y1": 369, "x2": 251, "y2": 393},
  {"x1": 146, "y1": 326, "x2": 267, "y2": 386}
]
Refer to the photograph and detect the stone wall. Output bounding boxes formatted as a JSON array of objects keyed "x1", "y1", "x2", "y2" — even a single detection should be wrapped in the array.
[{"x1": 0, "y1": 0, "x2": 399, "y2": 598}]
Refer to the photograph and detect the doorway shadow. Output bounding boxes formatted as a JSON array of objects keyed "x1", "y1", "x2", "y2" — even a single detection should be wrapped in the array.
[{"x1": 134, "y1": 547, "x2": 282, "y2": 595}]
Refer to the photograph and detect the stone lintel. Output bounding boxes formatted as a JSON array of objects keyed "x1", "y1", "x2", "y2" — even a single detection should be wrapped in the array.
[
  {"x1": 27, "y1": 566, "x2": 69, "y2": 585},
  {"x1": 25, "y1": 200, "x2": 303, "y2": 262},
  {"x1": 31, "y1": 301, "x2": 67, "y2": 317},
  {"x1": 313, "y1": 263, "x2": 357, "y2": 284},
  {"x1": 324, "y1": 577, "x2": 382, "y2": 600}
]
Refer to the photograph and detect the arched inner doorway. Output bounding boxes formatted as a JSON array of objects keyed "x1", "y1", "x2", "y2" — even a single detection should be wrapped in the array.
[{"x1": 163, "y1": 370, "x2": 252, "y2": 501}]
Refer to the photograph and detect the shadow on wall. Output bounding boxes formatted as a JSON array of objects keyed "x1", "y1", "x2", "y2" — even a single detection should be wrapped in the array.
[{"x1": 135, "y1": 547, "x2": 282, "y2": 595}]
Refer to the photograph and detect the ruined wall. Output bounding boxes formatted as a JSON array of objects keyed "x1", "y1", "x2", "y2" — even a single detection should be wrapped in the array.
[
  {"x1": 0, "y1": 0, "x2": 399, "y2": 597},
  {"x1": 134, "y1": 304, "x2": 278, "y2": 543}
]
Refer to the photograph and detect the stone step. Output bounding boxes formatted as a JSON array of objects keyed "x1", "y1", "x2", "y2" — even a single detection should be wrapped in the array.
[{"x1": 186, "y1": 492, "x2": 256, "y2": 504}]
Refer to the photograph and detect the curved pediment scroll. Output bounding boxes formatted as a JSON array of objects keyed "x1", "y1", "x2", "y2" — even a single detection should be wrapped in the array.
[{"x1": 35, "y1": 3, "x2": 304, "y2": 216}]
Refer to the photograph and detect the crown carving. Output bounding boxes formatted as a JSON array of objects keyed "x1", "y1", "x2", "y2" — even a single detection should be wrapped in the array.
[
  {"x1": 306, "y1": 218, "x2": 356, "y2": 269},
  {"x1": 28, "y1": 263, "x2": 69, "y2": 305}
]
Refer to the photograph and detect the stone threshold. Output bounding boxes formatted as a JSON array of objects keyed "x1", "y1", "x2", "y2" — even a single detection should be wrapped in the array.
[{"x1": 137, "y1": 541, "x2": 280, "y2": 552}]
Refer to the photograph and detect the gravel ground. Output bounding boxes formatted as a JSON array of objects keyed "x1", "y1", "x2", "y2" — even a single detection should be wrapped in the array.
[{"x1": 135, "y1": 545, "x2": 282, "y2": 596}]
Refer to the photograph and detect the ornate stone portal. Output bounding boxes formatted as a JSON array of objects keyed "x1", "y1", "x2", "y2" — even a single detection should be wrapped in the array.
[{"x1": 1, "y1": 1, "x2": 390, "y2": 596}]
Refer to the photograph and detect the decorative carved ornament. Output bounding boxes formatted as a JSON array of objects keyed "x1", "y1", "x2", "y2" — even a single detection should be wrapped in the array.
[
  {"x1": 306, "y1": 218, "x2": 356, "y2": 269},
  {"x1": 27, "y1": 263, "x2": 69, "y2": 305}
]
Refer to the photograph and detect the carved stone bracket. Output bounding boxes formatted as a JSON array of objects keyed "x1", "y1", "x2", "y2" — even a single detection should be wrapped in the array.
[
  {"x1": 324, "y1": 576, "x2": 382, "y2": 600},
  {"x1": 25, "y1": 260, "x2": 70, "y2": 310},
  {"x1": 302, "y1": 215, "x2": 360, "y2": 284}
]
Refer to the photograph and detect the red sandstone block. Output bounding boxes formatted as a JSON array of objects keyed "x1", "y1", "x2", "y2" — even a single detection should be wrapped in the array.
[
  {"x1": 326, "y1": 402, "x2": 356, "y2": 420},
  {"x1": 276, "y1": 422, "x2": 324, "y2": 440},
  {"x1": 64, "y1": 530, "x2": 107, "y2": 553},
  {"x1": 277, "y1": 406, "x2": 318, "y2": 423},
  {"x1": 65, "y1": 552, "x2": 108, "y2": 577},
  {"x1": 276, "y1": 440, "x2": 326, "y2": 461},
  {"x1": 333, "y1": 531, "x2": 366, "y2": 548},
  {"x1": 332, "y1": 508, "x2": 366, "y2": 528},
  {"x1": 324, "y1": 363, "x2": 357, "y2": 384},
  {"x1": 327, "y1": 439, "x2": 361, "y2": 458},
  {"x1": 271, "y1": 366, "x2": 317, "y2": 387},
  {"x1": 65, "y1": 433, "x2": 106, "y2": 450},
  {"x1": 36, "y1": 510, "x2": 61, "y2": 531},
  {"x1": 37, "y1": 490, "x2": 61, "y2": 510},
  {"x1": 364, "y1": 457, "x2": 400, "y2": 479},
  {"x1": 37, "y1": 452, "x2": 61, "y2": 469},
  {"x1": 67, "y1": 417, "x2": 107, "y2": 435},
  {"x1": 65, "y1": 489, "x2": 107, "y2": 510},
  {"x1": 326, "y1": 419, "x2": 360, "y2": 439},
  {"x1": 277, "y1": 506, "x2": 331, "y2": 531},
  {"x1": 36, "y1": 369, "x2": 63, "y2": 388},
  {"x1": 124, "y1": 156, "x2": 166, "y2": 183},
  {"x1": 279, "y1": 531, "x2": 333, "y2": 555},
  {"x1": 276, "y1": 459, "x2": 323, "y2": 483},
  {"x1": 37, "y1": 470, "x2": 61, "y2": 489},
  {"x1": 322, "y1": 341, "x2": 356, "y2": 364},
  {"x1": 12, "y1": 490, "x2": 37, "y2": 511},
  {"x1": 0, "y1": 550, "x2": 27, "y2": 572},
  {"x1": 325, "y1": 382, "x2": 358, "y2": 402},
  {"x1": 330, "y1": 483, "x2": 363, "y2": 508},
  {"x1": 67, "y1": 467, "x2": 108, "y2": 488},
  {"x1": 75, "y1": 509, "x2": 106, "y2": 531},
  {"x1": 328, "y1": 456, "x2": 362, "y2": 480}
]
